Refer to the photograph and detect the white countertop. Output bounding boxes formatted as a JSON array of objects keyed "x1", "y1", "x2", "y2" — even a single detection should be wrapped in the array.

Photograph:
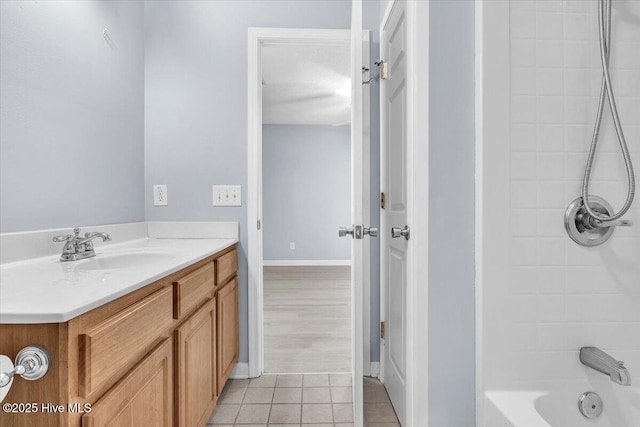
[{"x1": 0, "y1": 237, "x2": 238, "y2": 324}]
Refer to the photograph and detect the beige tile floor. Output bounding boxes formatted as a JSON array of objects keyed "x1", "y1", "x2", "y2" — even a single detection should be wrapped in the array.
[
  {"x1": 207, "y1": 374, "x2": 400, "y2": 426},
  {"x1": 263, "y1": 266, "x2": 351, "y2": 373}
]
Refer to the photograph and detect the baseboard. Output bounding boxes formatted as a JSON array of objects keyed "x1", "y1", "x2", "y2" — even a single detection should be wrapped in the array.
[
  {"x1": 262, "y1": 260, "x2": 352, "y2": 266},
  {"x1": 369, "y1": 362, "x2": 380, "y2": 378},
  {"x1": 230, "y1": 361, "x2": 377, "y2": 379},
  {"x1": 229, "y1": 362, "x2": 249, "y2": 379}
]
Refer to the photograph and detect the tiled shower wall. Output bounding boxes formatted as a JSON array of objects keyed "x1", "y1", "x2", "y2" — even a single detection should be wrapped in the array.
[{"x1": 486, "y1": 0, "x2": 640, "y2": 390}]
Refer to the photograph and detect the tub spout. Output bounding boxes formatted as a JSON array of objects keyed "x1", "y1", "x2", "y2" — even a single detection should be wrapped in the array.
[{"x1": 580, "y1": 347, "x2": 631, "y2": 386}]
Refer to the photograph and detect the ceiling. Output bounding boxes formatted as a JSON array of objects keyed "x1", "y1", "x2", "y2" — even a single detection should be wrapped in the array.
[{"x1": 262, "y1": 42, "x2": 351, "y2": 126}]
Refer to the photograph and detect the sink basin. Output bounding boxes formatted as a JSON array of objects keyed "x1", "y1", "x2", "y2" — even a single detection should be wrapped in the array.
[{"x1": 72, "y1": 251, "x2": 176, "y2": 271}]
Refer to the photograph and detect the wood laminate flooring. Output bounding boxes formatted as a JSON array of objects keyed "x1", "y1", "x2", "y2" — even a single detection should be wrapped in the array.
[{"x1": 263, "y1": 266, "x2": 351, "y2": 374}]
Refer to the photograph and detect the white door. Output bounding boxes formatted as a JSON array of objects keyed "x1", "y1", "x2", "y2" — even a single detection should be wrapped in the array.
[
  {"x1": 381, "y1": 1, "x2": 408, "y2": 425},
  {"x1": 349, "y1": 1, "x2": 366, "y2": 425}
]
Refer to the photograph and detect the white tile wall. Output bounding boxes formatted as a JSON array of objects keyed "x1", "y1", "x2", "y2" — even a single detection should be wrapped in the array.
[{"x1": 499, "y1": 0, "x2": 640, "y2": 388}]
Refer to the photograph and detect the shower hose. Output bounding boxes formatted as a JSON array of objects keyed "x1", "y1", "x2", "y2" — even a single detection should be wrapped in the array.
[{"x1": 582, "y1": 0, "x2": 636, "y2": 223}]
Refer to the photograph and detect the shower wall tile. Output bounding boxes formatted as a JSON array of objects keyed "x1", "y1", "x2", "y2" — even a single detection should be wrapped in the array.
[
  {"x1": 500, "y1": 0, "x2": 640, "y2": 388},
  {"x1": 536, "y1": 124, "x2": 564, "y2": 151},
  {"x1": 511, "y1": 124, "x2": 537, "y2": 151}
]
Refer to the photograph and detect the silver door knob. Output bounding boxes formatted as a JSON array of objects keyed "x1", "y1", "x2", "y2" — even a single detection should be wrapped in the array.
[
  {"x1": 339, "y1": 227, "x2": 354, "y2": 238},
  {"x1": 391, "y1": 226, "x2": 410, "y2": 240},
  {"x1": 364, "y1": 227, "x2": 378, "y2": 237}
]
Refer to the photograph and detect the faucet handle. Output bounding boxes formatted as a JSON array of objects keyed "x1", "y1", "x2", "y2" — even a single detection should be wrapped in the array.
[
  {"x1": 595, "y1": 218, "x2": 633, "y2": 228},
  {"x1": 52, "y1": 228, "x2": 81, "y2": 242}
]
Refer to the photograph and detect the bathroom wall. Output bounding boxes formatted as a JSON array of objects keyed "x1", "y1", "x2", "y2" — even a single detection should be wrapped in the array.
[
  {"x1": 363, "y1": 0, "x2": 383, "y2": 366},
  {"x1": 262, "y1": 125, "x2": 351, "y2": 262},
  {"x1": 0, "y1": 1, "x2": 145, "y2": 233},
  {"x1": 480, "y1": 0, "x2": 640, "y2": 421},
  {"x1": 428, "y1": 1, "x2": 476, "y2": 426},
  {"x1": 144, "y1": 0, "x2": 385, "y2": 365}
]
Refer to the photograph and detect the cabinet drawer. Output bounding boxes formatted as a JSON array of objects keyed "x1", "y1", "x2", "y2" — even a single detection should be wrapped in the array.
[
  {"x1": 215, "y1": 248, "x2": 237, "y2": 286},
  {"x1": 82, "y1": 339, "x2": 173, "y2": 427},
  {"x1": 173, "y1": 262, "x2": 215, "y2": 319},
  {"x1": 79, "y1": 286, "x2": 173, "y2": 397}
]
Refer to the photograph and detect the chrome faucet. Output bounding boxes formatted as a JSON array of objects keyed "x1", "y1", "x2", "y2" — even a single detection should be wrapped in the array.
[
  {"x1": 53, "y1": 228, "x2": 112, "y2": 262},
  {"x1": 580, "y1": 347, "x2": 631, "y2": 386}
]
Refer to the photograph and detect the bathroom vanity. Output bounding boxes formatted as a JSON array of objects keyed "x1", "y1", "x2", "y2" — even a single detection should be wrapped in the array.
[{"x1": 0, "y1": 238, "x2": 239, "y2": 427}]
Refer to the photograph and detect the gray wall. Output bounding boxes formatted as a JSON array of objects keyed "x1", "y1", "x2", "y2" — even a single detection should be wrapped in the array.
[
  {"x1": 363, "y1": 0, "x2": 382, "y2": 365},
  {"x1": 144, "y1": 0, "x2": 356, "y2": 364},
  {"x1": 0, "y1": 1, "x2": 145, "y2": 233},
  {"x1": 262, "y1": 125, "x2": 350, "y2": 261},
  {"x1": 428, "y1": 1, "x2": 476, "y2": 426}
]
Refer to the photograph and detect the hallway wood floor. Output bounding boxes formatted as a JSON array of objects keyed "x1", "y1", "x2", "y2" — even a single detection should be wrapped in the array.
[{"x1": 263, "y1": 266, "x2": 351, "y2": 373}]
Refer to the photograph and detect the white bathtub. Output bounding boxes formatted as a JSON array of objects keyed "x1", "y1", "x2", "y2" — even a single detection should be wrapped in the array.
[{"x1": 485, "y1": 386, "x2": 640, "y2": 427}]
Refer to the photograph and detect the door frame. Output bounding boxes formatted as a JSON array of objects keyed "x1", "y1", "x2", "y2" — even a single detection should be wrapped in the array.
[
  {"x1": 379, "y1": 1, "x2": 430, "y2": 425},
  {"x1": 247, "y1": 27, "x2": 371, "y2": 379}
]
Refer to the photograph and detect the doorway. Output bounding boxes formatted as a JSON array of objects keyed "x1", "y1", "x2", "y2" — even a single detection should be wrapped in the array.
[
  {"x1": 260, "y1": 40, "x2": 353, "y2": 371},
  {"x1": 246, "y1": 27, "x2": 373, "y2": 423}
]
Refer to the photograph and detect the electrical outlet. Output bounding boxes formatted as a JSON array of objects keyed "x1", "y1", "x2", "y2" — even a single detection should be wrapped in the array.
[
  {"x1": 212, "y1": 185, "x2": 241, "y2": 206},
  {"x1": 289, "y1": 242, "x2": 295, "y2": 250},
  {"x1": 153, "y1": 185, "x2": 168, "y2": 206}
]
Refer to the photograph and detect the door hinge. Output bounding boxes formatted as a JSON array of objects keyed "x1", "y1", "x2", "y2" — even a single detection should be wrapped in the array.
[
  {"x1": 380, "y1": 321, "x2": 386, "y2": 339},
  {"x1": 375, "y1": 60, "x2": 387, "y2": 80},
  {"x1": 257, "y1": 219, "x2": 261, "y2": 230},
  {"x1": 380, "y1": 192, "x2": 386, "y2": 209}
]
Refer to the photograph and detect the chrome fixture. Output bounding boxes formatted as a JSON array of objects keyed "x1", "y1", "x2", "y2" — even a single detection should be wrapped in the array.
[
  {"x1": 566, "y1": 0, "x2": 636, "y2": 246},
  {"x1": 578, "y1": 391, "x2": 604, "y2": 419},
  {"x1": 391, "y1": 225, "x2": 410, "y2": 240},
  {"x1": 580, "y1": 347, "x2": 631, "y2": 386},
  {"x1": 0, "y1": 346, "x2": 51, "y2": 388},
  {"x1": 53, "y1": 227, "x2": 112, "y2": 261},
  {"x1": 339, "y1": 226, "x2": 354, "y2": 238},
  {"x1": 338, "y1": 225, "x2": 378, "y2": 239},
  {"x1": 565, "y1": 196, "x2": 633, "y2": 246}
]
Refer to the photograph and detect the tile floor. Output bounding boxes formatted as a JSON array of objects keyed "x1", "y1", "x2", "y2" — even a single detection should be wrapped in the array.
[{"x1": 207, "y1": 374, "x2": 400, "y2": 426}]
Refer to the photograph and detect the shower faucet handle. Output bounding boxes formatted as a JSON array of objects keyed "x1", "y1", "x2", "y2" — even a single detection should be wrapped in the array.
[{"x1": 596, "y1": 218, "x2": 633, "y2": 228}]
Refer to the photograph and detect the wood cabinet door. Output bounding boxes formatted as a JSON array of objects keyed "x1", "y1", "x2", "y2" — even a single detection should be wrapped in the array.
[
  {"x1": 175, "y1": 298, "x2": 217, "y2": 427},
  {"x1": 82, "y1": 339, "x2": 173, "y2": 427},
  {"x1": 216, "y1": 278, "x2": 238, "y2": 394}
]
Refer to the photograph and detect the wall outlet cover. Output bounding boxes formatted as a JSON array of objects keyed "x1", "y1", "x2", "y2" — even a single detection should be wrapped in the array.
[{"x1": 153, "y1": 185, "x2": 168, "y2": 206}]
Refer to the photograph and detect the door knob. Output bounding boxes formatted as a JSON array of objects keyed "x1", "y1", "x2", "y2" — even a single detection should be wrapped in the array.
[
  {"x1": 339, "y1": 227, "x2": 354, "y2": 238},
  {"x1": 391, "y1": 225, "x2": 410, "y2": 240},
  {"x1": 340, "y1": 225, "x2": 377, "y2": 239},
  {"x1": 364, "y1": 227, "x2": 378, "y2": 237}
]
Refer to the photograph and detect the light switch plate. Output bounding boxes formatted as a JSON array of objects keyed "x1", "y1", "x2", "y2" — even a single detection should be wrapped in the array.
[
  {"x1": 153, "y1": 185, "x2": 168, "y2": 206},
  {"x1": 212, "y1": 185, "x2": 241, "y2": 206}
]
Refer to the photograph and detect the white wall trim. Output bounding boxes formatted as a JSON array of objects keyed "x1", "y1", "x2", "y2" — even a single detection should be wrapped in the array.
[
  {"x1": 247, "y1": 27, "x2": 264, "y2": 379},
  {"x1": 262, "y1": 260, "x2": 352, "y2": 267},
  {"x1": 475, "y1": 1, "x2": 485, "y2": 425},
  {"x1": 406, "y1": 1, "x2": 430, "y2": 425},
  {"x1": 349, "y1": 4, "x2": 365, "y2": 423},
  {"x1": 475, "y1": 1, "x2": 511, "y2": 426},
  {"x1": 229, "y1": 363, "x2": 249, "y2": 380},
  {"x1": 369, "y1": 362, "x2": 380, "y2": 378}
]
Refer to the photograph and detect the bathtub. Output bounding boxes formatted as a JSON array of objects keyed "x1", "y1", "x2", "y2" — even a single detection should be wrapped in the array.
[{"x1": 485, "y1": 386, "x2": 640, "y2": 427}]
